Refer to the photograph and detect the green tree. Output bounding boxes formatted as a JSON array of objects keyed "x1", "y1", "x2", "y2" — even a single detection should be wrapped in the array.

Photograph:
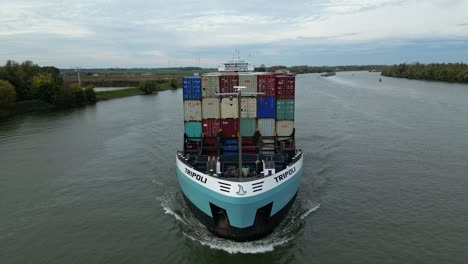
[
  {"x1": 3, "y1": 60, "x2": 41, "y2": 101},
  {"x1": 381, "y1": 63, "x2": 468, "y2": 83},
  {"x1": 69, "y1": 83, "x2": 85, "y2": 106},
  {"x1": 170, "y1": 78, "x2": 179, "y2": 89},
  {"x1": 255, "y1": 64, "x2": 266, "y2": 72},
  {"x1": 268, "y1": 65, "x2": 288, "y2": 72},
  {"x1": 55, "y1": 86, "x2": 76, "y2": 108},
  {"x1": 32, "y1": 74, "x2": 59, "y2": 103},
  {"x1": 41, "y1": 66, "x2": 63, "y2": 87},
  {"x1": 139, "y1": 80, "x2": 157, "y2": 94},
  {"x1": 0, "y1": 67, "x2": 8, "y2": 80},
  {"x1": 84, "y1": 85, "x2": 96, "y2": 103},
  {"x1": 0, "y1": 80, "x2": 16, "y2": 107}
]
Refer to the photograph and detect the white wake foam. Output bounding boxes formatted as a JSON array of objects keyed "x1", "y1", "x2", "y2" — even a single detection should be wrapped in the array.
[
  {"x1": 158, "y1": 191, "x2": 321, "y2": 254},
  {"x1": 184, "y1": 233, "x2": 293, "y2": 254},
  {"x1": 157, "y1": 196, "x2": 188, "y2": 225},
  {"x1": 300, "y1": 203, "x2": 321, "y2": 220}
]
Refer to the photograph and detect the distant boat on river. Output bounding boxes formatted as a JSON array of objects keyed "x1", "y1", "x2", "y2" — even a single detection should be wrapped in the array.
[{"x1": 320, "y1": 72, "x2": 336, "y2": 77}]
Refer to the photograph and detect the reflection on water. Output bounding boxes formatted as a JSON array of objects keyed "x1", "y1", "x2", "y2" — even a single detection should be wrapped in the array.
[{"x1": 94, "y1": 87, "x2": 133, "y2": 92}]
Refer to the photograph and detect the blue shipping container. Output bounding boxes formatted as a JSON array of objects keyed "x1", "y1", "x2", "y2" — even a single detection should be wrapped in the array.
[
  {"x1": 257, "y1": 97, "x2": 276, "y2": 118},
  {"x1": 224, "y1": 139, "x2": 238, "y2": 145},
  {"x1": 223, "y1": 141, "x2": 238, "y2": 154},
  {"x1": 223, "y1": 141, "x2": 238, "y2": 151},
  {"x1": 183, "y1": 76, "x2": 202, "y2": 100}
]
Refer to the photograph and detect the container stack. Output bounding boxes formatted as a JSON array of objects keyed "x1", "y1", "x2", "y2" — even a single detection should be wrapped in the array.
[
  {"x1": 219, "y1": 72, "x2": 239, "y2": 154},
  {"x1": 183, "y1": 77, "x2": 202, "y2": 149},
  {"x1": 183, "y1": 71, "x2": 296, "y2": 155}
]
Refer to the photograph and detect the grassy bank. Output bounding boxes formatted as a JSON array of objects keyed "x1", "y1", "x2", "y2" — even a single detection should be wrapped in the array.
[
  {"x1": 95, "y1": 87, "x2": 144, "y2": 101},
  {"x1": 95, "y1": 84, "x2": 179, "y2": 101}
]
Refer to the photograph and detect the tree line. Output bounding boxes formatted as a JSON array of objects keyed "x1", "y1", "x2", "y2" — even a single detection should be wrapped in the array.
[
  {"x1": 0, "y1": 60, "x2": 96, "y2": 108},
  {"x1": 254, "y1": 64, "x2": 385, "y2": 73},
  {"x1": 381, "y1": 63, "x2": 468, "y2": 83}
]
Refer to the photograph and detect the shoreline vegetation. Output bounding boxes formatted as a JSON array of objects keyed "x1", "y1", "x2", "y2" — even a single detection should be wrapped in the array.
[
  {"x1": 0, "y1": 60, "x2": 181, "y2": 120},
  {"x1": 381, "y1": 63, "x2": 468, "y2": 83},
  {"x1": 261, "y1": 64, "x2": 385, "y2": 74}
]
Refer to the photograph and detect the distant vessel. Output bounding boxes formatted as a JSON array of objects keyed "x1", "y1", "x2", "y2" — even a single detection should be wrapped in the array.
[
  {"x1": 320, "y1": 72, "x2": 336, "y2": 77},
  {"x1": 176, "y1": 56, "x2": 303, "y2": 241}
]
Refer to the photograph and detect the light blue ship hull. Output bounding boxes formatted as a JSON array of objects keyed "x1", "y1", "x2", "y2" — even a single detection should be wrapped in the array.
[{"x1": 176, "y1": 154, "x2": 303, "y2": 240}]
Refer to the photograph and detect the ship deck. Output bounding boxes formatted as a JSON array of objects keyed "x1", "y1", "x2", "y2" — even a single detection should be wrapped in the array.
[{"x1": 177, "y1": 150, "x2": 301, "y2": 181}]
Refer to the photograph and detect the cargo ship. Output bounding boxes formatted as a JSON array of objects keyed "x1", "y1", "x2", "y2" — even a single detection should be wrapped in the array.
[{"x1": 176, "y1": 57, "x2": 303, "y2": 241}]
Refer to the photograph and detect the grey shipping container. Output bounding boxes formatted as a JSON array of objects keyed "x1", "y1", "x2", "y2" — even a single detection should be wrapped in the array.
[
  {"x1": 276, "y1": 120, "x2": 294, "y2": 136},
  {"x1": 202, "y1": 97, "x2": 220, "y2": 119},
  {"x1": 240, "y1": 97, "x2": 257, "y2": 118},
  {"x1": 183, "y1": 100, "x2": 202, "y2": 121},
  {"x1": 201, "y1": 73, "x2": 220, "y2": 97},
  {"x1": 238, "y1": 73, "x2": 258, "y2": 95},
  {"x1": 257, "y1": 118, "x2": 275, "y2": 137},
  {"x1": 221, "y1": 97, "x2": 239, "y2": 119},
  {"x1": 240, "y1": 118, "x2": 256, "y2": 137}
]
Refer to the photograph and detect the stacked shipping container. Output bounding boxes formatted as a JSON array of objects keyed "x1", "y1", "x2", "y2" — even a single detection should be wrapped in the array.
[
  {"x1": 182, "y1": 71, "x2": 296, "y2": 153},
  {"x1": 183, "y1": 76, "x2": 202, "y2": 143},
  {"x1": 275, "y1": 75, "x2": 295, "y2": 137}
]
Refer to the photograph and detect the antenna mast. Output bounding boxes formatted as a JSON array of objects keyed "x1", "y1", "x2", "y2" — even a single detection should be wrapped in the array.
[{"x1": 75, "y1": 67, "x2": 81, "y2": 87}]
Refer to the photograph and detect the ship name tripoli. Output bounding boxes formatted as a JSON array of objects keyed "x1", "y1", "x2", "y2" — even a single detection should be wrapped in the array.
[
  {"x1": 274, "y1": 167, "x2": 296, "y2": 183},
  {"x1": 185, "y1": 168, "x2": 207, "y2": 184}
]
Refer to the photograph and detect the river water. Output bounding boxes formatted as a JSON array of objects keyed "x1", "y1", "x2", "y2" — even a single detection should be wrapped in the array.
[{"x1": 1, "y1": 72, "x2": 468, "y2": 263}]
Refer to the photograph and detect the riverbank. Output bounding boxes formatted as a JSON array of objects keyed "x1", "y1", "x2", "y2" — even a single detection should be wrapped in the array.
[
  {"x1": 0, "y1": 86, "x2": 178, "y2": 120},
  {"x1": 96, "y1": 83, "x2": 177, "y2": 100},
  {"x1": 0, "y1": 100, "x2": 54, "y2": 119},
  {"x1": 381, "y1": 63, "x2": 468, "y2": 83}
]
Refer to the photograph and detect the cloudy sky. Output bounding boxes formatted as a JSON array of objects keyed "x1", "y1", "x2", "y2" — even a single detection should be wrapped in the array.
[{"x1": 1, "y1": 0, "x2": 468, "y2": 68}]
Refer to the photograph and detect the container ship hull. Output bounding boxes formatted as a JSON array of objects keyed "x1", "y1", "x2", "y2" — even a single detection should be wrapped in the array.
[{"x1": 176, "y1": 152, "x2": 303, "y2": 241}]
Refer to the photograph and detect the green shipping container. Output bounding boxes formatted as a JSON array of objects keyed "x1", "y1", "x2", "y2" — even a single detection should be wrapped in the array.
[
  {"x1": 276, "y1": 99, "x2": 294, "y2": 120},
  {"x1": 184, "y1": 122, "x2": 202, "y2": 141},
  {"x1": 240, "y1": 118, "x2": 256, "y2": 137}
]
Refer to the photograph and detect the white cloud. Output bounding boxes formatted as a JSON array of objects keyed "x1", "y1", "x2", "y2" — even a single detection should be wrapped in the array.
[
  {"x1": 1, "y1": 0, "x2": 467, "y2": 66},
  {"x1": 0, "y1": 1, "x2": 93, "y2": 37}
]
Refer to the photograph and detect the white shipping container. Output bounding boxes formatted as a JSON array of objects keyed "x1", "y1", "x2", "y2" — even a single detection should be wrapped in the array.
[
  {"x1": 184, "y1": 100, "x2": 202, "y2": 121},
  {"x1": 276, "y1": 120, "x2": 294, "y2": 136},
  {"x1": 220, "y1": 97, "x2": 239, "y2": 119},
  {"x1": 257, "y1": 118, "x2": 275, "y2": 137},
  {"x1": 202, "y1": 97, "x2": 220, "y2": 119},
  {"x1": 202, "y1": 73, "x2": 220, "y2": 97},
  {"x1": 240, "y1": 97, "x2": 257, "y2": 118},
  {"x1": 238, "y1": 73, "x2": 258, "y2": 95}
]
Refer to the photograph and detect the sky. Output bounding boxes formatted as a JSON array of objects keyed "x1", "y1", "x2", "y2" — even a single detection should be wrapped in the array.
[{"x1": 1, "y1": 0, "x2": 468, "y2": 68}]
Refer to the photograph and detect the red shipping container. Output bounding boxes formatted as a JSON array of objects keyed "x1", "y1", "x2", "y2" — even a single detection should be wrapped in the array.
[
  {"x1": 219, "y1": 73, "x2": 239, "y2": 96},
  {"x1": 257, "y1": 73, "x2": 276, "y2": 97},
  {"x1": 184, "y1": 141, "x2": 199, "y2": 151},
  {"x1": 242, "y1": 137, "x2": 256, "y2": 153},
  {"x1": 202, "y1": 119, "x2": 221, "y2": 137},
  {"x1": 276, "y1": 75, "x2": 295, "y2": 99},
  {"x1": 203, "y1": 138, "x2": 217, "y2": 146},
  {"x1": 221, "y1": 119, "x2": 239, "y2": 138}
]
